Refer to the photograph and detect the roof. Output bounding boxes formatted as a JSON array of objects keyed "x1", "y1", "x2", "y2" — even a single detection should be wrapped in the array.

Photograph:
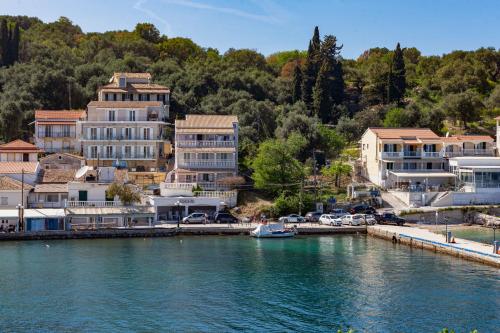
[
  {"x1": 35, "y1": 110, "x2": 86, "y2": 121},
  {"x1": 34, "y1": 183, "x2": 68, "y2": 193},
  {"x1": 113, "y1": 72, "x2": 152, "y2": 80},
  {"x1": 368, "y1": 128, "x2": 440, "y2": 140},
  {"x1": 99, "y1": 84, "x2": 170, "y2": 94},
  {"x1": 0, "y1": 162, "x2": 39, "y2": 174},
  {"x1": 0, "y1": 176, "x2": 33, "y2": 191},
  {"x1": 176, "y1": 115, "x2": 238, "y2": 134},
  {"x1": 39, "y1": 153, "x2": 85, "y2": 163},
  {"x1": 0, "y1": 139, "x2": 41, "y2": 152},
  {"x1": 38, "y1": 169, "x2": 76, "y2": 183},
  {"x1": 87, "y1": 101, "x2": 163, "y2": 108},
  {"x1": 440, "y1": 135, "x2": 493, "y2": 143}
]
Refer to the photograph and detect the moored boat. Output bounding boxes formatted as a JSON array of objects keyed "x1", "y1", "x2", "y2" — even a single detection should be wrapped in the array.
[{"x1": 251, "y1": 222, "x2": 296, "y2": 238}]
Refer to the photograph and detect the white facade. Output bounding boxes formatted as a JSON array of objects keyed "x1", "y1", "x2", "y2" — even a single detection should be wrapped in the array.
[
  {"x1": 79, "y1": 101, "x2": 168, "y2": 171},
  {"x1": 167, "y1": 115, "x2": 239, "y2": 191}
]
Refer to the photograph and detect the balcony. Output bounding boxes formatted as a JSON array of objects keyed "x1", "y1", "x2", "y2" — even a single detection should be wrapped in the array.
[
  {"x1": 66, "y1": 200, "x2": 122, "y2": 208},
  {"x1": 403, "y1": 150, "x2": 422, "y2": 158},
  {"x1": 176, "y1": 140, "x2": 236, "y2": 148},
  {"x1": 87, "y1": 153, "x2": 156, "y2": 160},
  {"x1": 177, "y1": 159, "x2": 236, "y2": 169},
  {"x1": 421, "y1": 151, "x2": 442, "y2": 158},
  {"x1": 381, "y1": 151, "x2": 403, "y2": 159},
  {"x1": 463, "y1": 149, "x2": 495, "y2": 156},
  {"x1": 82, "y1": 135, "x2": 159, "y2": 141},
  {"x1": 39, "y1": 131, "x2": 74, "y2": 138},
  {"x1": 28, "y1": 201, "x2": 64, "y2": 208}
]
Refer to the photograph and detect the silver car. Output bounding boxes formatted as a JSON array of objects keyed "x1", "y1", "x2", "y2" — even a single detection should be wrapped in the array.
[
  {"x1": 319, "y1": 214, "x2": 342, "y2": 226},
  {"x1": 182, "y1": 213, "x2": 207, "y2": 224}
]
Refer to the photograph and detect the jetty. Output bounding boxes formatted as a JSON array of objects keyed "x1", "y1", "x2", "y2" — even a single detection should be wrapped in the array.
[{"x1": 368, "y1": 225, "x2": 500, "y2": 268}]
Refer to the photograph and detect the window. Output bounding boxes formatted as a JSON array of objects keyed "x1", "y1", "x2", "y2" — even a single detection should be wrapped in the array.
[
  {"x1": 219, "y1": 153, "x2": 229, "y2": 160},
  {"x1": 62, "y1": 125, "x2": 70, "y2": 137},
  {"x1": 121, "y1": 94, "x2": 126, "y2": 101},
  {"x1": 45, "y1": 126, "x2": 53, "y2": 138},
  {"x1": 200, "y1": 153, "x2": 210, "y2": 160},
  {"x1": 124, "y1": 128, "x2": 132, "y2": 139},
  {"x1": 119, "y1": 77, "x2": 126, "y2": 87},
  {"x1": 183, "y1": 153, "x2": 191, "y2": 160},
  {"x1": 113, "y1": 93, "x2": 117, "y2": 101},
  {"x1": 0, "y1": 197, "x2": 7, "y2": 206},
  {"x1": 125, "y1": 146, "x2": 132, "y2": 158},
  {"x1": 90, "y1": 146, "x2": 98, "y2": 158},
  {"x1": 146, "y1": 94, "x2": 150, "y2": 101},
  {"x1": 427, "y1": 162, "x2": 433, "y2": 170},
  {"x1": 104, "y1": 93, "x2": 109, "y2": 101},
  {"x1": 108, "y1": 110, "x2": 116, "y2": 121},
  {"x1": 47, "y1": 194, "x2": 59, "y2": 202},
  {"x1": 90, "y1": 128, "x2": 98, "y2": 140},
  {"x1": 129, "y1": 110, "x2": 136, "y2": 121},
  {"x1": 139, "y1": 94, "x2": 144, "y2": 101},
  {"x1": 156, "y1": 94, "x2": 161, "y2": 101},
  {"x1": 106, "y1": 146, "x2": 113, "y2": 158},
  {"x1": 386, "y1": 162, "x2": 393, "y2": 170},
  {"x1": 143, "y1": 146, "x2": 148, "y2": 157},
  {"x1": 143, "y1": 128, "x2": 150, "y2": 140},
  {"x1": 105, "y1": 128, "x2": 113, "y2": 140}
]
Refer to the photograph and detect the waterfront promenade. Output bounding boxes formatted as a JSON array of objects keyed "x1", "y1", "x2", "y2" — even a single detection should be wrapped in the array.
[{"x1": 368, "y1": 225, "x2": 500, "y2": 267}]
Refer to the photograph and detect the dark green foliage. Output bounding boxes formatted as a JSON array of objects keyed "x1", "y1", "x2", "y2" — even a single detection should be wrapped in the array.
[
  {"x1": 0, "y1": 20, "x2": 20, "y2": 67},
  {"x1": 388, "y1": 43, "x2": 406, "y2": 103},
  {"x1": 292, "y1": 63, "x2": 302, "y2": 102}
]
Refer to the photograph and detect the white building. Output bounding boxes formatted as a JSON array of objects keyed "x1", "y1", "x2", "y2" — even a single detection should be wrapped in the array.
[
  {"x1": 166, "y1": 115, "x2": 239, "y2": 191},
  {"x1": 0, "y1": 139, "x2": 41, "y2": 162},
  {"x1": 34, "y1": 110, "x2": 86, "y2": 154},
  {"x1": 79, "y1": 101, "x2": 168, "y2": 171},
  {"x1": 0, "y1": 176, "x2": 32, "y2": 208}
]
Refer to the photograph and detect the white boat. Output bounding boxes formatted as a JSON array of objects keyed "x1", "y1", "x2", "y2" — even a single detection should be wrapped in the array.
[{"x1": 251, "y1": 222, "x2": 296, "y2": 238}]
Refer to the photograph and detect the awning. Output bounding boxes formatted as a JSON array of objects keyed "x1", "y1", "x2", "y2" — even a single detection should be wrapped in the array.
[
  {"x1": 24, "y1": 209, "x2": 66, "y2": 219},
  {"x1": 389, "y1": 171, "x2": 456, "y2": 178}
]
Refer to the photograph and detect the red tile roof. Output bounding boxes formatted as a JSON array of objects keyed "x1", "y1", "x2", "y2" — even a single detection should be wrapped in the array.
[
  {"x1": 35, "y1": 110, "x2": 86, "y2": 120},
  {"x1": 0, "y1": 140, "x2": 41, "y2": 152},
  {"x1": 87, "y1": 101, "x2": 163, "y2": 108},
  {"x1": 0, "y1": 162, "x2": 39, "y2": 174},
  {"x1": 0, "y1": 176, "x2": 33, "y2": 190}
]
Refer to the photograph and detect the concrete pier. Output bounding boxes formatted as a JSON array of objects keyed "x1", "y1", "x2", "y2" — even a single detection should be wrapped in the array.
[
  {"x1": 368, "y1": 225, "x2": 500, "y2": 268},
  {"x1": 0, "y1": 224, "x2": 366, "y2": 241}
]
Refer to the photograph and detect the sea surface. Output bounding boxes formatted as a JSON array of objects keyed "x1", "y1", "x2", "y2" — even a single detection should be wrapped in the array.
[
  {"x1": 435, "y1": 226, "x2": 497, "y2": 244},
  {"x1": 0, "y1": 236, "x2": 498, "y2": 332}
]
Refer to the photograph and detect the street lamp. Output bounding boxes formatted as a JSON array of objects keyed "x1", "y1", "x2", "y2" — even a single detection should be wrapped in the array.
[
  {"x1": 16, "y1": 203, "x2": 23, "y2": 232},
  {"x1": 175, "y1": 200, "x2": 181, "y2": 228}
]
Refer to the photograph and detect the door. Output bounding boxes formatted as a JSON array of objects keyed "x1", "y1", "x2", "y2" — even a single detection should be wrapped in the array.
[
  {"x1": 23, "y1": 153, "x2": 29, "y2": 162},
  {"x1": 78, "y1": 190, "x2": 88, "y2": 201}
]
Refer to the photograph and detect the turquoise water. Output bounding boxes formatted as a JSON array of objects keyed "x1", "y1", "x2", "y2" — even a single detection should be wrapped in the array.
[
  {"x1": 0, "y1": 236, "x2": 498, "y2": 332},
  {"x1": 436, "y1": 226, "x2": 496, "y2": 244}
]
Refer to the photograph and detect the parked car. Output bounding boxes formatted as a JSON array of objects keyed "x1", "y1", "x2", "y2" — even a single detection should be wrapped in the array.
[
  {"x1": 279, "y1": 214, "x2": 305, "y2": 223},
  {"x1": 363, "y1": 214, "x2": 377, "y2": 225},
  {"x1": 375, "y1": 212, "x2": 406, "y2": 226},
  {"x1": 329, "y1": 208, "x2": 347, "y2": 219},
  {"x1": 182, "y1": 212, "x2": 208, "y2": 224},
  {"x1": 341, "y1": 214, "x2": 364, "y2": 226},
  {"x1": 305, "y1": 211, "x2": 323, "y2": 222},
  {"x1": 349, "y1": 204, "x2": 376, "y2": 214},
  {"x1": 319, "y1": 214, "x2": 343, "y2": 226},
  {"x1": 214, "y1": 212, "x2": 238, "y2": 224}
]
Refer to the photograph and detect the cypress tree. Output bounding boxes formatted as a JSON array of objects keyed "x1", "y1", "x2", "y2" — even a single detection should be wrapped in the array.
[
  {"x1": 313, "y1": 61, "x2": 332, "y2": 123},
  {"x1": 292, "y1": 62, "x2": 302, "y2": 103},
  {"x1": 11, "y1": 23, "x2": 19, "y2": 64},
  {"x1": 301, "y1": 41, "x2": 316, "y2": 107},
  {"x1": 388, "y1": 42, "x2": 406, "y2": 103},
  {"x1": 0, "y1": 19, "x2": 8, "y2": 67}
]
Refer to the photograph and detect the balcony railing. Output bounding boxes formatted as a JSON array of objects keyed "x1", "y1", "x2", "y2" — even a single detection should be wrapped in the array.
[
  {"x1": 28, "y1": 201, "x2": 64, "y2": 208},
  {"x1": 381, "y1": 151, "x2": 403, "y2": 159},
  {"x1": 66, "y1": 200, "x2": 122, "y2": 208},
  {"x1": 403, "y1": 151, "x2": 422, "y2": 158},
  {"x1": 463, "y1": 149, "x2": 495, "y2": 156},
  {"x1": 421, "y1": 151, "x2": 442, "y2": 158},
  {"x1": 176, "y1": 140, "x2": 236, "y2": 148},
  {"x1": 87, "y1": 153, "x2": 156, "y2": 160},
  {"x1": 39, "y1": 132, "x2": 74, "y2": 138},
  {"x1": 82, "y1": 135, "x2": 158, "y2": 141},
  {"x1": 177, "y1": 160, "x2": 236, "y2": 169}
]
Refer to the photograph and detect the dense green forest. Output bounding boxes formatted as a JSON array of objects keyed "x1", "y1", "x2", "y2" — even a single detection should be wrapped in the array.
[{"x1": 0, "y1": 16, "x2": 499, "y2": 203}]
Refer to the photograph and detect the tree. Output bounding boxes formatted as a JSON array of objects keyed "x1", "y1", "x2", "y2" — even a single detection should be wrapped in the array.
[
  {"x1": 441, "y1": 90, "x2": 483, "y2": 128},
  {"x1": 313, "y1": 62, "x2": 331, "y2": 122},
  {"x1": 251, "y1": 139, "x2": 305, "y2": 195},
  {"x1": 134, "y1": 23, "x2": 161, "y2": 43},
  {"x1": 292, "y1": 63, "x2": 302, "y2": 103},
  {"x1": 11, "y1": 23, "x2": 19, "y2": 64},
  {"x1": 301, "y1": 27, "x2": 322, "y2": 108},
  {"x1": 106, "y1": 183, "x2": 141, "y2": 206},
  {"x1": 0, "y1": 19, "x2": 8, "y2": 66},
  {"x1": 388, "y1": 43, "x2": 406, "y2": 103},
  {"x1": 321, "y1": 161, "x2": 352, "y2": 188}
]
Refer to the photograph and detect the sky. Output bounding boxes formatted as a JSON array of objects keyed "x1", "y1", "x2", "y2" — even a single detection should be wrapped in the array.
[{"x1": 1, "y1": 0, "x2": 499, "y2": 58}]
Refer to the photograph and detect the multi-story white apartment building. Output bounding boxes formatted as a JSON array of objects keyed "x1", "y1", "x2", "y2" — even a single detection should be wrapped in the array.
[
  {"x1": 165, "y1": 115, "x2": 238, "y2": 190},
  {"x1": 79, "y1": 101, "x2": 168, "y2": 171},
  {"x1": 34, "y1": 110, "x2": 86, "y2": 154},
  {"x1": 98, "y1": 72, "x2": 170, "y2": 110},
  {"x1": 360, "y1": 128, "x2": 495, "y2": 190}
]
